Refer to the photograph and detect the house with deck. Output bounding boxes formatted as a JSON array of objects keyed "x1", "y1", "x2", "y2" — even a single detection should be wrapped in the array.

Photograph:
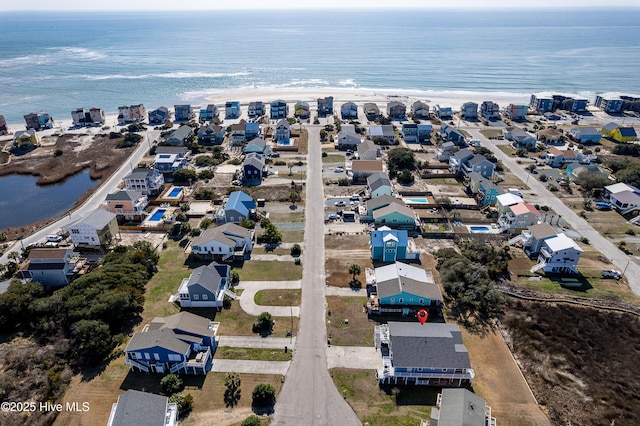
[
  {"x1": 429, "y1": 389, "x2": 496, "y2": 426},
  {"x1": 124, "y1": 311, "x2": 218, "y2": 375},
  {"x1": 496, "y1": 192, "x2": 524, "y2": 214},
  {"x1": 124, "y1": 167, "x2": 165, "y2": 196},
  {"x1": 317, "y1": 96, "x2": 334, "y2": 116},
  {"x1": 367, "y1": 171, "x2": 393, "y2": 198},
  {"x1": 434, "y1": 105, "x2": 453, "y2": 120},
  {"x1": 176, "y1": 262, "x2": 231, "y2": 308},
  {"x1": 412, "y1": 101, "x2": 430, "y2": 119},
  {"x1": 357, "y1": 139, "x2": 379, "y2": 161},
  {"x1": 568, "y1": 127, "x2": 601, "y2": 144},
  {"x1": 216, "y1": 191, "x2": 256, "y2": 224},
  {"x1": 174, "y1": 104, "x2": 195, "y2": 122},
  {"x1": 17, "y1": 247, "x2": 77, "y2": 287},
  {"x1": 270, "y1": 100, "x2": 288, "y2": 120},
  {"x1": 387, "y1": 101, "x2": 406, "y2": 119},
  {"x1": 594, "y1": 95, "x2": 623, "y2": 114},
  {"x1": 529, "y1": 95, "x2": 554, "y2": 113},
  {"x1": 466, "y1": 172, "x2": 504, "y2": 207},
  {"x1": 375, "y1": 322, "x2": 474, "y2": 386},
  {"x1": 243, "y1": 153, "x2": 265, "y2": 184},
  {"x1": 248, "y1": 101, "x2": 264, "y2": 118},
  {"x1": 244, "y1": 137, "x2": 270, "y2": 155},
  {"x1": 435, "y1": 142, "x2": 456, "y2": 162},
  {"x1": 510, "y1": 222, "x2": 558, "y2": 256},
  {"x1": 544, "y1": 147, "x2": 580, "y2": 168},
  {"x1": 198, "y1": 123, "x2": 225, "y2": 145},
  {"x1": 480, "y1": 101, "x2": 500, "y2": 120},
  {"x1": 24, "y1": 111, "x2": 54, "y2": 130},
  {"x1": 165, "y1": 125, "x2": 193, "y2": 145},
  {"x1": 199, "y1": 104, "x2": 219, "y2": 121},
  {"x1": 148, "y1": 106, "x2": 170, "y2": 125},
  {"x1": 118, "y1": 104, "x2": 146, "y2": 123},
  {"x1": 417, "y1": 124, "x2": 432, "y2": 143},
  {"x1": 71, "y1": 107, "x2": 105, "y2": 127},
  {"x1": 231, "y1": 123, "x2": 247, "y2": 145},
  {"x1": 341, "y1": 102, "x2": 358, "y2": 119},
  {"x1": 462, "y1": 154, "x2": 494, "y2": 179},
  {"x1": 531, "y1": 233, "x2": 583, "y2": 274},
  {"x1": 190, "y1": 223, "x2": 254, "y2": 261},
  {"x1": 294, "y1": 101, "x2": 310, "y2": 119},
  {"x1": 274, "y1": 119, "x2": 291, "y2": 144},
  {"x1": 537, "y1": 128, "x2": 565, "y2": 144},
  {"x1": 448, "y1": 148, "x2": 474, "y2": 173},
  {"x1": 225, "y1": 101, "x2": 241, "y2": 119},
  {"x1": 505, "y1": 104, "x2": 528, "y2": 120},
  {"x1": 369, "y1": 125, "x2": 395, "y2": 145},
  {"x1": 364, "y1": 103, "x2": 381, "y2": 121},
  {"x1": 67, "y1": 209, "x2": 118, "y2": 247},
  {"x1": 601, "y1": 122, "x2": 620, "y2": 138},
  {"x1": 107, "y1": 390, "x2": 178, "y2": 426},
  {"x1": 460, "y1": 102, "x2": 478, "y2": 120},
  {"x1": 440, "y1": 124, "x2": 466, "y2": 146},
  {"x1": 104, "y1": 190, "x2": 148, "y2": 221},
  {"x1": 154, "y1": 146, "x2": 189, "y2": 173},
  {"x1": 605, "y1": 183, "x2": 640, "y2": 216},
  {"x1": 611, "y1": 126, "x2": 637, "y2": 143},
  {"x1": 336, "y1": 124, "x2": 361, "y2": 149},
  {"x1": 498, "y1": 202, "x2": 540, "y2": 233},
  {"x1": 503, "y1": 126, "x2": 536, "y2": 150},
  {"x1": 14, "y1": 129, "x2": 39, "y2": 147},
  {"x1": 402, "y1": 123, "x2": 418, "y2": 143},
  {"x1": 366, "y1": 262, "x2": 441, "y2": 316},
  {"x1": 370, "y1": 227, "x2": 419, "y2": 263}
]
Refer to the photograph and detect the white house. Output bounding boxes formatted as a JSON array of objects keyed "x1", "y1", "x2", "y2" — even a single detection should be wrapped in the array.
[
  {"x1": 435, "y1": 142, "x2": 456, "y2": 162},
  {"x1": 496, "y1": 192, "x2": 524, "y2": 215},
  {"x1": 532, "y1": 233, "x2": 583, "y2": 275},
  {"x1": 605, "y1": 183, "x2": 640, "y2": 216},
  {"x1": 274, "y1": 119, "x2": 291, "y2": 143},
  {"x1": 124, "y1": 168, "x2": 165, "y2": 196},
  {"x1": 67, "y1": 209, "x2": 119, "y2": 247},
  {"x1": 18, "y1": 248, "x2": 76, "y2": 287},
  {"x1": 190, "y1": 223, "x2": 254, "y2": 262}
]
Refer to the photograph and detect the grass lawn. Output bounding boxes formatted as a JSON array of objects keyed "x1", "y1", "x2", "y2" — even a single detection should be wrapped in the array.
[
  {"x1": 326, "y1": 296, "x2": 375, "y2": 346},
  {"x1": 499, "y1": 170, "x2": 528, "y2": 190},
  {"x1": 215, "y1": 296, "x2": 299, "y2": 337},
  {"x1": 251, "y1": 246, "x2": 291, "y2": 256},
  {"x1": 235, "y1": 260, "x2": 302, "y2": 281},
  {"x1": 296, "y1": 129, "x2": 309, "y2": 154},
  {"x1": 329, "y1": 369, "x2": 435, "y2": 426},
  {"x1": 322, "y1": 154, "x2": 345, "y2": 164},
  {"x1": 324, "y1": 234, "x2": 369, "y2": 250},
  {"x1": 280, "y1": 230, "x2": 304, "y2": 244},
  {"x1": 215, "y1": 347, "x2": 292, "y2": 362},
  {"x1": 479, "y1": 129, "x2": 504, "y2": 139},
  {"x1": 498, "y1": 145, "x2": 517, "y2": 156},
  {"x1": 326, "y1": 257, "x2": 373, "y2": 288},
  {"x1": 254, "y1": 289, "x2": 301, "y2": 306},
  {"x1": 269, "y1": 212, "x2": 305, "y2": 223}
]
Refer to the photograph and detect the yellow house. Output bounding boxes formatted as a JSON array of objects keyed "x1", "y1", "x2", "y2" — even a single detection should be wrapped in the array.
[
  {"x1": 611, "y1": 126, "x2": 637, "y2": 143},
  {"x1": 14, "y1": 129, "x2": 40, "y2": 147}
]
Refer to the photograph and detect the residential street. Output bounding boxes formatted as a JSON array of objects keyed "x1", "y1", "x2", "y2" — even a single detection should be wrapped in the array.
[
  {"x1": 272, "y1": 126, "x2": 361, "y2": 425},
  {"x1": 466, "y1": 127, "x2": 640, "y2": 295}
]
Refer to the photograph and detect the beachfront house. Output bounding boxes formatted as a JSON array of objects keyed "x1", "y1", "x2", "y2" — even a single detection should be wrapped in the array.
[
  {"x1": 367, "y1": 171, "x2": 393, "y2": 198},
  {"x1": 498, "y1": 202, "x2": 540, "y2": 233},
  {"x1": 148, "y1": 106, "x2": 170, "y2": 125},
  {"x1": 505, "y1": 103, "x2": 528, "y2": 120},
  {"x1": 104, "y1": 190, "x2": 148, "y2": 221},
  {"x1": 216, "y1": 191, "x2": 256, "y2": 224},
  {"x1": 341, "y1": 102, "x2": 358, "y2": 120},
  {"x1": 466, "y1": 172, "x2": 504, "y2": 207},
  {"x1": 17, "y1": 247, "x2": 76, "y2": 287},
  {"x1": 529, "y1": 95, "x2": 554, "y2": 113},
  {"x1": 531, "y1": 233, "x2": 583, "y2": 275},
  {"x1": 510, "y1": 222, "x2": 558, "y2": 256},
  {"x1": 461, "y1": 154, "x2": 495, "y2": 179},
  {"x1": 274, "y1": 119, "x2": 291, "y2": 144},
  {"x1": 375, "y1": 322, "x2": 474, "y2": 387},
  {"x1": 430, "y1": 389, "x2": 496, "y2": 426},
  {"x1": 357, "y1": 139, "x2": 379, "y2": 161},
  {"x1": 244, "y1": 137, "x2": 270, "y2": 155},
  {"x1": 107, "y1": 390, "x2": 178, "y2": 426},
  {"x1": 165, "y1": 125, "x2": 193, "y2": 145},
  {"x1": 448, "y1": 148, "x2": 474, "y2": 173},
  {"x1": 369, "y1": 125, "x2": 395, "y2": 145},
  {"x1": 225, "y1": 101, "x2": 241, "y2": 119},
  {"x1": 270, "y1": 100, "x2": 288, "y2": 120},
  {"x1": 351, "y1": 159, "x2": 384, "y2": 183},
  {"x1": 14, "y1": 129, "x2": 40, "y2": 147},
  {"x1": 67, "y1": 209, "x2": 119, "y2": 247},
  {"x1": 366, "y1": 262, "x2": 441, "y2": 316},
  {"x1": 153, "y1": 146, "x2": 189, "y2": 174},
  {"x1": 71, "y1": 107, "x2": 105, "y2": 127},
  {"x1": 248, "y1": 101, "x2": 264, "y2": 118},
  {"x1": 434, "y1": 105, "x2": 453, "y2": 120},
  {"x1": 174, "y1": 104, "x2": 195, "y2": 122},
  {"x1": 460, "y1": 102, "x2": 478, "y2": 120},
  {"x1": 503, "y1": 126, "x2": 536, "y2": 150},
  {"x1": 317, "y1": 96, "x2": 334, "y2": 116},
  {"x1": 595, "y1": 96, "x2": 623, "y2": 114},
  {"x1": 568, "y1": 127, "x2": 601, "y2": 144},
  {"x1": 190, "y1": 223, "x2": 254, "y2": 262},
  {"x1": 199, "y1": 104, "x2": 219, "y2": 121},
  {"x1": 364, "y1": 103, "x2": 381, "y2": 121},
  {"x1": 0, "y1": 115, "x2": 8, "y2": 135},
  {"x1": 401, "y1": 123, "x2": 418, "y2": 143},
  {"x1": 118, "y1": 104, "x2": 146, "y2": 123},
  {"x1": 124, "y1": 167, "x2": 165, "y2": 196},
  {"x1": 124, "y1": 311, "x2": 218, "y2": 375},
  {"x1": 387, "y1": 101, "x2": 406, "y2": 120},
  {"x1": 411, "y1": 101, "x2": 430, "y2": 119},
  {"x1": 243, "y1": 153, "x2": 266, "y2": 184},
  {"x1": 176, "y1": 262, "x2": 231, "y2": 309},
  {"x1": 24, "y1": 111, "x2": 54, "y2": 131},
  {"x1": 480, "y1": 101, "x2": 500, "y2": 120},
  {"x1": 370, "y1": 227, "x2": 420, "y2": 263},
  {"x1": 336, "y1": 125, "x2": 361, "y2": 149},
  {"x1": 197, "y1": 123, "x2": 225, "y2": 145},
  {"x1": 294, "y1": 101, "x2": 310, "y2": 119},
  {"x1": 435, "y1": 142, "x2": 456, "y2": 162},
  {"x1": 440, "y1": 124, "x2": 466, "y2": 146}
]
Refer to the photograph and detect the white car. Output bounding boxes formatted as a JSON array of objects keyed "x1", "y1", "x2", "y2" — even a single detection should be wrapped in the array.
[
  {"x1": 334, "y1": 167, "x2": 344, "y2": 173},
  {"x1": 334, "y1": 200, "x2": 346, "y2": 207},
  {"x1": 601, "y1": 269, "x2": 622, "y2": 279}
]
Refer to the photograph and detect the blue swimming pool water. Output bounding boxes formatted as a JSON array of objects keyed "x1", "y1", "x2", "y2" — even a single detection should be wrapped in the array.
[
  {"x1": 406, "y1": 198, "x2": 428, "y2": 203},
  {"x1": 149, "y1": 209, "x2": 166, "y2": 222},
  {"x1": 168, "y1": 187, "x2": 182, "y2": 197},
  {"x1": 470, "y1": 226, "x2": 490, "y2": 233}
]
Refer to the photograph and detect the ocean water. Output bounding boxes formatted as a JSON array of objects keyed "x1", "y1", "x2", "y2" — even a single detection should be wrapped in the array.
[{"x1": 1, "y1": 8, "x2": 639, "y2": 124}]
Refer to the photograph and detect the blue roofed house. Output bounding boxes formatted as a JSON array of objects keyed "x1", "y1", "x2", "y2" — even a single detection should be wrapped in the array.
[
  {"x1": 466, "y1": 172, "x2": 504, "y2": 207},
  {"x1": 270, "y1": 100, "x2": 288, "y2": 120},
  {"x1": 216, "y1": 191, "x2": 256, "y2": 224},
  {"x1": 461, "y1": 154, "x2": 495, "y2": 179},
  {"x1": 245, "y1": 121, "x2": 260, "y2": 140},
  {"x1": 244, "y1": 137, "x2": 270, "y2": 155},
  {"x1": 375, "y1": 322, "x2": 474, "y2": 386},
  {"x1": 153, "y1": 146, "x2": 189, "y2": 173},
  {"x1": 198, "y1": 123, "x2": 225, "y2": 145},
  {"x1": 225, "y1": 101, "x2": 241, "y2": 119},
  {"x1": 402, "y1": 123, "x2": 418, "y2": 143},
  {"x1": 367, "y1": 171, "x2": 393, "y2": 198},
  {"x1": 190, "y1": 223, "x2": 254, "y2": 262},
  {"x1": 199, "y1": 104, "x2": 219, "y2": 121},
  {"x1": 440, "y1": 124, "x2": 466, "y2": 146},
  {"x1": 107, "y1": 390, "x2": 178, "y2": 426},
  {"x1": 124, "y1": 311, "x2": 219, "y2": 375},
  {"x1": 165, "y1": 125, "x2": 193, "y2": 145},
  {"x1": 341, "y1": 102, "x2": 358, "y2": 119},
  {"x1": 175, "y1": 262, "x2": 231, "y2": 309},
  {"x1": 274, "y1": 119, "x2": 291, "y2": 144},
  {"x1": 430, "y1": 389, "x2": 496, "y2": 426},
  {"x1": 370, "y1": 227, "x2": 419, "y2": 263},
  {"x1": 243, "y1": 153, "x2": 266, "y2": 184},
  {"x1": 366, "y1": 262, "x2": 442, "y2": 316}
]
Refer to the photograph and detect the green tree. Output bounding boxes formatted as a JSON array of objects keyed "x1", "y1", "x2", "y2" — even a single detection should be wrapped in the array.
[
  {"x1": 290, "y1": 244, "x2": 302, "y2": 256},
  {"x1": 251, "y1": 383, "x2": 276, "y2": 407},
  {"x1": 161, "y1": 374, "x2": 184, "y2": 395},
  {"x1": 387, "y1": 148, "x2": 416, "y2": 172},
  {"x1": 241, "y1": 415, "x2": 262, "y2": 426},
  {"x1": 397, "y1": 170, "x2": 415, "y2": 184},
  {"x1": 230, "y1": 271, "x2": 240, "y2": 284},
  {"x1": 198, "y1": 169, "x2": 214, "y2": 180},
  {"x1": 169, "y1": 393, "x2": 194, "y2": 417},
  {"x1": 261, "y1": 222, "x2": 282, "y2": 245},
  {"x1": 526, "y1": 163, "x2": 537, "y2": 173},
  {"x1": 574, "y1": 172, "x2": 610, "y2": 194},
  {"x1": 239, "y1": 218, "x2": 255, "y2": 229},
  {"x1": 173, "y1": 169, "x2": 197, "y2": 184},
  {"x1": 516, "y1": 148, "x2": 528, "y2": 157},
  {"x1": 200, "y1": 218, "x2": 212, "y2": 230},
  {"x1": 289, "y1": 191, "x2": 300, "y2": 206},
  {"x1": 253, "y1": 312, "x2": 274, "y2": 334},
  {"x1": 71, "y1": 319, "x2": 115, "y2": 366},
  {"x1": 224, "y1": 372, "x2": 241, "y2": 407},
  {"x1": 348, "y1": 264, "x2": 361, "y2": 284}
]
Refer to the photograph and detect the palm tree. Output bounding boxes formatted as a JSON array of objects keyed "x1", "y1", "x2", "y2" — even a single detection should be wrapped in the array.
[
  {"x1": 224, "y1": 372, "x2": 241, "y2": 407},
  {"x1": 7, "y1": 251, "x2": 19, "y2": 263},
  {"x1": 348, "y1": 264, "x2": 361, "y2": 283}
]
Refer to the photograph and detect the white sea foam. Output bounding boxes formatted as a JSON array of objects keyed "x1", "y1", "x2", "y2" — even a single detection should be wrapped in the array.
[{"x1": 80, "y1": 71, "x2": 251, "y2": 80}]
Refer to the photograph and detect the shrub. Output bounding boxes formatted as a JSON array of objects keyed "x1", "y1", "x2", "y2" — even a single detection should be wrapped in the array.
[
  {"x1": 199, "y1": 218, "x2": 212, "y2": 230},
  {"x1": 580, "y1": 237, "x2": 590, "y2": 244},
  {"x1": 161, "y1": 374, "x2": 184, "y2": 395},
  {"x1": 625, "y1": 229, "x2": 636, "y2": 236},
  {"x1": 53, "y1": 148, "x2": 63, "y2": 157},
  {"x1": 251, "y1": 383, "x2": 276, "y2": 407},
  {"x1": 253, "y1": 312, "x2": 274, "y2": 334},
  {"x1": 321, "y1": 151, "x2": 327, "y2": 157},
  {"x1": 291, "y1": 244, "x2": 302, "y2": 256},
  {"x1": 242, "y1": 415, "x2": 262, "y2": 426},
  {"x1": 169, "y1": 393, "x2": 194, "y2": 417}
]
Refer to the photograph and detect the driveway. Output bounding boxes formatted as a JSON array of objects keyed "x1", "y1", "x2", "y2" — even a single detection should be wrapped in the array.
[
  {"x1": 212, "y1": 359, "x2": 290, "y2": 375},
  {"x1": 326, "y1": 346, "x2": 380, "y2": 370},
  {"x1": 467, "y1": 127, "x2": 640, "y2": 295},
  {"x1": 218, "y1": 336, "x2": 296, "y2": 349},
  {"x1": 236, "y1": 280, "x2": 301, "y2": 317},
  {"x1": 325, "y1": 286, "x2": 367, "y2": 297}
]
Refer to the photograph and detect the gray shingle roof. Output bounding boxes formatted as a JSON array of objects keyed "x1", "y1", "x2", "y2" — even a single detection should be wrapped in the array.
[
  {"x1": 366, "y1": 195, "x2": 404, "y2": 212},
  {"x1": 192, "y1": 223, "x2": 251, "y2": 247},
  {"x1": 80, "y1": 209, "x2": 117, "y2": 229},
  {"x1": 125, "y1": 328, "x2": 190, "y2": 354},
  {"x1": 110, "y1": 390, "x2": 168, "y2": 426},
  {"x1": 375, "y1": 263, "x2": 442, "y2": 302},
  {"x1": 149, "y1": 311, "x2": 214, "y2": 338},
  {"x1": 105, "y1": 190, "x2": 142, "y2": 202},
  {"x1": 435, "y1": 388, "x2": 487, "y2": 426},
  {"x1": 367, "y1": 172, "x2": 392, "y2": 192},
  {"x1": 184, "y1": 262, "x2": 229, "y2": 294}
]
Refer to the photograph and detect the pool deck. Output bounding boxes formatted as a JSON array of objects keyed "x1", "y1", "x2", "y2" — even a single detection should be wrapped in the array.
[{"x1": 465, "y1": 224, "x2": 501, "y2": 234}]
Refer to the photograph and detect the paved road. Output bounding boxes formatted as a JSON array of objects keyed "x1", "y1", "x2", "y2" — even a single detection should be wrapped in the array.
[
  {"x1": 212, "y1": 359, "x2": 290, "y2": 375},
  {"x1": 218, "y1": 336, "x2": 296, "y2": 349},
  {"x1": 466, "y1": 127, "x2": 640, "y2": 295},
  {"x1": 236, "y1": 280, "x2": 301, "y2": 317},
  {"x1": 0, "y1": 130, "x2": 154, "y2": 265},
  {"x1": 272, "y1": 126, "x2": 361, "y2": 426}
]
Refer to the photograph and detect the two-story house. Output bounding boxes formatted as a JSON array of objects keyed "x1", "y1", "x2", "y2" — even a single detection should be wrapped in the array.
[
  {"x1": 411, "y1": 101, "x2": 430, "y2": 119},
  {"x1": 216, "y1": 191, "x2": 256, "y2": 224},
  {"x1": 116, "y1": 104, "x2": 145, "y2": 123},
  {"x1": 480, "y1": 101, "x2": 500, "y2": 120},
  {"x1": 336, "y1": 124, "x2": 361, "y2": 149},
  {"x1": 270, "y1": 100, "x2": 288, "y2": 120},
  {"x1": 165, "y1": 125, "x2": 193, "y2": 146},
  {"x1": 154, "y1": 146, "x2": 189, "y2": 173},
  {"x1": 401, "y1": 123, "x2": 418, "y2": 143},
  {"x1": 231, "y1": 123, "x2": 247, "y2": 145},
  {"x1": 462, "y1": 154, "x2": 495, "y2": 179},
  {"x1": 225, "y1": 101, "x2": 241, "y2": 119},
  {"x1": 176, "y1": 262, "x2": 231, "y2": 309},
  {"x1": 448, "y1": 148, "x2": 474, "y2": 173},
  {"x1": 67, "y1": 209, "x2": 119, "y2": 247},
  {"x1": 434, "y1": 105, "x2": 453, "y2": 120},
  {"x1": 71, "y1": 107, "x2": 105, "y2": 127},
  {"x1": 317, "y1": 96, "x2": 334, "y2": 116},
  {"x1": 498, "y1": 202, "x2": 540, "y2": 233},
  {"x1": 248, "y1": 101, "x2": 264, "y2": 118},
  {"x1": 243, "y1": 152, "x2": 266, "y2": 183},
  {"x1": 568, "y1": 127, "x2": 601, "y2": 144},
  {"x1": 124, "y1": 167, "x2": 165, "y2": 196},
  {"x1": 435, "y1": 142, "x2": 456, "y2": 162},
  {"x1": 104, "y1": 190, "x2": 148, "y2": 221},
  {"x1": 505, "y1": 103, "x2": 528, "y2": 120},
  {"x1": 369, "y1": 125, "x2": 395, "y2": 145},
  {"x1": 532, "y1": 233, "x2": 583, "y2": 275},
  {"x1": 429, "y1": 389, "x2": 496, "y2": 426},
  {"x1": 14, "y1": 130, "x2": 40, "y2": 147},
  {"x1": 244, "y1": 137, "x2": 270, "y2": 156},
  {"x1": 341, "y1": 102, "x2": 358, "y2": 119},
  {"x1": 367, "y1": 171, "x2": 393, "y2": 198},
  {"x1": 148, "y1": 106, "x2": 170, "y2": 125},
  {"x1": 373, "y1": 203, "x2": 417, "y2": 230},
  {"x1": 199, "y1": 104, "x2": 219, "y2": 121},
  {"x1": 351, "y1": 160, "x2": 384, "y2": 184},
  {"x1": 274, "y1": 119, "x2": 291, "y2": 144},
  {"x1": 370, "y1": 227, "x2": 420, "y2": 263},
  {"x1": 460, "y1": 102, "x2": 478, "y2": 120},
  {"x1": 190, "y1": 223, "x2": 254, "y2": 261},
  {"x1": 294, "y1": 101, "x2": 310, "y2": 119},
  {"x1": 496, "y1": 192, "x2": 524, "y2": 215},
  {"x1": 440, "y1": 124, "x2": 466, "y2": 146},
  {"x1": 24, "y1": 111, "x2": 54, "y2": 130},
  {"x1": 18, "y1": 247, "x2": 76, "y2": 287},
  {"x1": 357, "y1": 139, "x2": 379, "y2": 161},
  {"x1": 510, "y1": 222, "x2": 558, "y2": 256},
  {"x1": 387, "y1": 101, "x2": 406, "y2": 119},
  {"x1": 466, "y1": 172, "x2": 504, "y2": 207},
  {"x1": 174, "y1": 104, "x2": 194, "y2": 122},
  {"x1": 544, "y1": 147, "x2": 580, "y2": 168},
  {"x1": 503, "y1": 126, "x2": 536, "y2": 150},
  {"x1": 364, "y1": 103, "x2": 381, "y2": 121},
  {"x1": 197, "y1": 123, "x2": 225, "y2": 145}
]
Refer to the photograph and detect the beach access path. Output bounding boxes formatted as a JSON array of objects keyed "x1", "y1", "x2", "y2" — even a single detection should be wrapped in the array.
[
  {"x1": 272, "y1": 125, "x2": 361, "y2": 426},
  {"x1": 467, "y1": 127, "x2": 640, "y2": 296}
]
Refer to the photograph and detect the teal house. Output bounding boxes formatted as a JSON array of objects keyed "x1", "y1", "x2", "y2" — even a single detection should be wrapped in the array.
[
  {"x1": 370, "y1": 227, "x2": 419, "y2": 263},
  {"x1": 366, "y1": 262, "x2": 443, "y2": 316},
  {"x1": 466, "y1": 172, "x2": 504, "y2": 206},
  {"x1": 373, "y1": 203, "x2": 416, "y2": 230}
]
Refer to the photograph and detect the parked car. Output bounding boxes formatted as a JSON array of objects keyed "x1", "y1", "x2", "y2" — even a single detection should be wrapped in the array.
[
  {"x1": 334, "y1": 167, "x2": 344, "y2": 173},
  {"x1": 334, "y1": 200, "x2": 346, "y2": 207},
  {"x1": 327, "y1": 213, "x2": 339, "y2": 220},
  {"x1": 46, "y1": 234, "x2": 63, "y2": 243},
  {"x1": 232, "y1": 180, "x2": 242, "y2": 186},
  {"x1": 350, "y1": 194, "x2": 360, "y2": 201},
  {"x1": 601, "y1": 269, "x2": 622, "y2": 279}
]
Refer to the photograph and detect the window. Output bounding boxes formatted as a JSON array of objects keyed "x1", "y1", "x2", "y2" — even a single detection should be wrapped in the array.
[
  {"x1": 202, "y1": 294, "x2": 208, "y2": 300},
  {"x1": 419, "y1": 299, "x2": 424, "y2": 304},
  {"x1": 134, "y1": 352, "x2": 142, "y2": 359},
  {"x1": 154, "y1": 353, "x2": 160, "y2": 360},
  {"x1": 144, "y1": 353, "x2": 150, "y2": 360},
  {"x1": 71, "y1": 229, "x2": 80, "y2": 234},
  {"x1": 168, "y1": 354, "x2": 181, "y2": 362},
  {"x1": 399, "y1": 298, "x2": 403, "y2": 303},
  {"x1": 193, "y1": 294, "x2": 200, "y2": 300},
  {"x1": 219, "y1": 247, "x2": 222, "y2": 252}
]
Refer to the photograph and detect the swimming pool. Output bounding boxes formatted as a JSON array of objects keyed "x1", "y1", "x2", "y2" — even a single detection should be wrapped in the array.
[
  {"x1": 469, "y1": 226, "x2": 490, "y2": 233},
  {"x1": 404, "y1": 198, "x2": 429, "y2": 204},
  {"x1": 277, "y1": 139, "x2": 293, "y2": 146},
  {"x1": 149, "y1": 209, "x2": 166, "y2": 222},
  {"x1": 168, "y1": 187, "x2": 182, "y2": 197}
]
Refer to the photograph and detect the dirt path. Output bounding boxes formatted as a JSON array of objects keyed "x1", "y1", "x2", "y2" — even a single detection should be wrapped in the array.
[{"x1": 460, "y1": 325, "x2": 551, "y2": 426}]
